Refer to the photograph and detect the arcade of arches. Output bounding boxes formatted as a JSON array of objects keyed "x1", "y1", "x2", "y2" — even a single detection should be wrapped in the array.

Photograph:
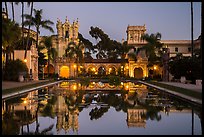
[{"x1": 52, "y1": 59, "x2": 149, "y2": 79}]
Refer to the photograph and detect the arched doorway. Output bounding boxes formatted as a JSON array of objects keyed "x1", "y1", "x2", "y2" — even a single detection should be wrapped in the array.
[
  {"x1": 98, "y1": 66, "x2": 106, "y2": 76},
  {"x1": 60, "y1": 66, "x2": 69, "y2": 78},
  {"x1": 134, "y1": 67, "x2": 143, "y2": 79}
]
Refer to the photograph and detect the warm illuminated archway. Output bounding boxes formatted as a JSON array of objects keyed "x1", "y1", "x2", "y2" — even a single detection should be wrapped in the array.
[
  {"x1": 98, "y1": 66, "x2": 106, "y2": 76},
  {"x1": 60, "y1": 66, "x2": 69, "y2": 78},
  {"x1": 87, "y1": 66, "x2": 97, "y2": 76},
  {"x1": 108, "y1": 66, "x2": 116, "y2": 75},
  {"x1": 134, "y1": 67, "x2": 143, "y2": 79}
]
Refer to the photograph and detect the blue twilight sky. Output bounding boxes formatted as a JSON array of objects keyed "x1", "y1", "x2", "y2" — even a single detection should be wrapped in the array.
[{"x1": 2, "y1": 2, "x2": 201, "y2": 43}]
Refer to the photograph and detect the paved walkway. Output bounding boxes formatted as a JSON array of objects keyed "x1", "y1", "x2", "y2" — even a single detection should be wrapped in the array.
[
  {"x1": 2, "y1": 80, "x2": 49, "y2": 90},
  {"x1": 159, "y1": 82, "x2": 202, "y2": 93}
]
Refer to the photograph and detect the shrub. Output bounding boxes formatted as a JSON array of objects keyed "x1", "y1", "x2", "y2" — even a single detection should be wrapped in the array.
[
  {"x1": 3, "y1": 59, "x2": 28, "y2": 81},
  {"x1": 108, "y1": 75, "x2": 121, "y2": 86},
  {"x1": 79, "y1": 76, "x2": 90, "y2": 87}
]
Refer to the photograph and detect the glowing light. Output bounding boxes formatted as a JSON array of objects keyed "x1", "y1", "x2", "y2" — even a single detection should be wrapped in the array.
[
  {"x1": 126, "y1": 66, "x2": 129, "y2": 69},
  {"x1": 73, "y1": 64, "x2": 77, "y2": 68},
  {"x1": 154, "y1": 66, "x2": 157, "y2": 70},
  {"x1": 73, "y1": 85, "x2": 77, "y2": 90},
  {"x1": 24, "y1": 59, "x2": 27, "y2": 63},
  {"x1": 23, "y1": 100, "x2": 27, "y2": 104},
  {"x1": 109, "y1": 68, "x2": 112, "y2": 74},
  {"x1": 125, "y1": 85, "x2": 129, "y2": 90},
  {"x1": 92, "y1": 68, "x2": 96, "y2": 72}
]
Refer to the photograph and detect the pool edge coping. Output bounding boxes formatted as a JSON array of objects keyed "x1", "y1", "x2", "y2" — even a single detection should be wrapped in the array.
[
  {"x1": 2, "y1": 80, "x2": 64, "y2": 100},
  {"x1": 138, "y1": 80, "x2": 202, "y2": 106}
]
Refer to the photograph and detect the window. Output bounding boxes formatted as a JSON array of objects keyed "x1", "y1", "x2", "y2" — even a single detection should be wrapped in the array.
[
  {"x1": 65, "y1": 31, "x2": 69, "y2": 38},
  {"x1": 175, "y1": 47, "x2": 178, "y2": 52},
  {"x1": 188, "y1": 47, "x2": 191, "y2": 52}
]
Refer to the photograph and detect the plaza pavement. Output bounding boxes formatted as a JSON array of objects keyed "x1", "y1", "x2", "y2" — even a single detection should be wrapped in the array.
[
  {"x1": 2, "y1": 80, "x2": 64, "y2": 100},
  {"x1": 159, "y1": 82, "x2": 202, "y2": 93},
  {"x1": 2, "y1": 80, "x2": 49, "y2": 90},
  {"x1": 139, "y1": 80, "x2": 202, "y2": 105}
]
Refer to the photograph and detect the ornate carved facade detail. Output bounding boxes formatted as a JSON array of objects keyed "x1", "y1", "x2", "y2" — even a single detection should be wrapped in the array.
[
  {"x1": 127, "y1": 109, "x2": 147, "y2": 128},
  {"x1": 56, "y1": 17, "x2": 79, "y2": 57},
  {"x1": 127, "y1": 25, "x2": 146, "y2": 45},
  {"x1": 31, "y1": 45, "x2": 38, "y2": 80}
]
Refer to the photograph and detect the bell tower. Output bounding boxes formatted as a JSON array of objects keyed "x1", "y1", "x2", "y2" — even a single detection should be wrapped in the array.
[
  {"x1": 56, "y1": 17, "x2": 80, "y2": 57},
  {"x1": 127, "y1": 24, "x2": 146, "y2": 45}
]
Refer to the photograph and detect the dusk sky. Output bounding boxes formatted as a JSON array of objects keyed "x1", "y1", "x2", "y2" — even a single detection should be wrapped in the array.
[{"x1": 2, "y1": 2, "x2": 201, "y2": 43}]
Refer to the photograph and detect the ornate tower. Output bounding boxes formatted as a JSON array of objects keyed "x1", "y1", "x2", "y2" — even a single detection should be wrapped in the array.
[
  {"x1": 56, "y1": 17, "x2": 79, "y2": 57},
  {"x1": 127, "y1": 24, "x2": 146, "y2": 45},
  {"x1": 126, "y1": 25, "x2": 148, "y2": 79}
]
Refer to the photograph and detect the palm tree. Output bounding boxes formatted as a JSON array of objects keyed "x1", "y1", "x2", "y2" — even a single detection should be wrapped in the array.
[
  {"x1": 22, "y1": 124, "x2": 54, "y2": 135},
  {"x1": 38, "y1": 46, "x2": 48, "y2": 79},
  {"x1": 139, "y1": 32, "x2": 163, "y2": 67},
  {"x1": 2, "y1": 17, "x2": 21, "y2": 64},
  {"x1": 40, "y1": 36, "x2": 57, "y2": 78},
  {"x1": 23, "y1": 9, "x2": 54, "y2": 52},
  {"x1": 23, "y1": 8, "x2": 54, "y2": 78},
  {"x1": 15, "y1": 2, "x2": 31, "y2": 61},
  {"x1": 4, "y1": 2, "x2": 8, "y2": 19},
  {"x1": 24, "y1": 2, "x2": 34, "y2": 61},
  {"x1": 10, "y1": 2, "x2": 14, "y2": 21},
  {"x1": 65, "y1": 41, "x2": 85, "y2": 77},
  {"x1": 191, "y1": 2, "x2": 194, "y2": 59}
]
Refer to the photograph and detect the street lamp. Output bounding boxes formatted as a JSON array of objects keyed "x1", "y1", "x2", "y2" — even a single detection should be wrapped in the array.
[{"x1": 24, "y1": 58, "x2": 27, "y2": 63}]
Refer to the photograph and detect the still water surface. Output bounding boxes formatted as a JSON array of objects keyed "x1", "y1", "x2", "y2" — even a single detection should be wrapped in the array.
[{"x1": 2, "y1": 81, "x2": 202, "y2": 135}]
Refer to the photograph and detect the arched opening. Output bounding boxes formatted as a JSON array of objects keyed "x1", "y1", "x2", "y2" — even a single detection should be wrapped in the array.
[
  {"x1": 134, "y1": 67, "x2": 143, "y2": 79},
  {"x1": 108, "y1": 66, "x2": 116, "y2": 75},
  {"x1": 98, "y1": 66, "x2": 106, "y2": 76},
  {"x1": 60, "y1": 66, "x2": 69, "y2": 78},
  {"x1": 87, "y1": 66, "x2": 97, "y2": 76}
]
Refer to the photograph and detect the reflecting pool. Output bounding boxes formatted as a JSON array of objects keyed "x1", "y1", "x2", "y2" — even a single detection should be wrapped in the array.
[{"x1": 2, "y1": 81, "x2": 202, "y2": 135}]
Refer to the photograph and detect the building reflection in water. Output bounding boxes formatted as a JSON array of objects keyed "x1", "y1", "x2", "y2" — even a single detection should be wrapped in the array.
[
  {"x1": 127, "y1": 109, "x2": 147, "y2": 128},
  {"x1": 2, "y1": 90, "x2": 38, "y2": 135},
  {"x1": 54, "y1": 95, "x2": 79, "y2": 134},
  {"x1": 2, "y1": 81, "x2": 202, "y2": 135}
]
